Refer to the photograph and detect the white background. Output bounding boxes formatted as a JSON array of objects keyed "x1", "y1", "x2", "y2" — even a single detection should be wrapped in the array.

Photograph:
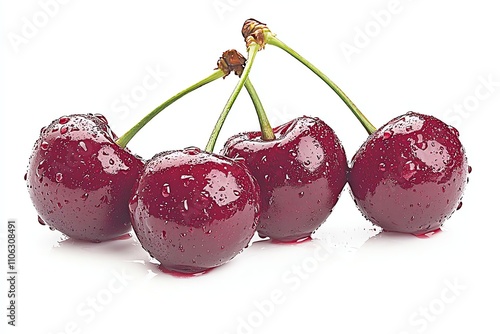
[{"x1": 1, "y1": 0, "x2": 499, "y2": 333}]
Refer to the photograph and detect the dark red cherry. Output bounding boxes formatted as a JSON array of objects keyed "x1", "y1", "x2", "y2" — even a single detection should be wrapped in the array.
[
  {"x1": 26, "y1": 114, "x2": 144, "y2": 242},
  {"x1": 129, "y1": 147, "x2": 261, "y2": 274},
  {"x1": 348, "y1": 111, "x2": 469, "y2": 234},
  {"x1": 222, "y1": 116, "x2": 348, "y2": 242}
]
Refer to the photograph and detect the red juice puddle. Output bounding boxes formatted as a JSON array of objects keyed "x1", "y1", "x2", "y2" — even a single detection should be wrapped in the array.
[
  {"x1": 271, "y1": 236, "x2": 313, "y2": 245},
  {"x1": 413, "y1": 228, "x2": 442, "y2": 239},
  {"x1": 158, "y1": 265, "x2": 213, "y2": 278},
  {"x1": 109, "y1": 233, "x2": 132, "y2": 241}
]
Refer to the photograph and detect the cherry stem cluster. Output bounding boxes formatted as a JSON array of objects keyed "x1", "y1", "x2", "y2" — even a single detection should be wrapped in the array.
[
  {"x1": 243, "y1": 19, "x2": 377, "y2": 135},
  {"x1": 205, "y1": 43, "x2": 276, "y2": 153}
]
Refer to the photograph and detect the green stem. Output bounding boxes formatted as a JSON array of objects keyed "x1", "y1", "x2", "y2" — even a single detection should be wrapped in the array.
[
  {"x1": 116, "y1": 69, "x2": 225, "y2": 148},
  {"x1": 244, "y1": 78, "x2": 275, "y2": 140},
  {"x1": 205, "y1": 43, "x2": 260, "y2": 153},
  {"x1": 265, "y1": 33, "x2": 377, "y2": 135}
]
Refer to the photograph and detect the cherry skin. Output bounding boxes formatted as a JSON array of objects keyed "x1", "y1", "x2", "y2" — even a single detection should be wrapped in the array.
[
  {"x1": 222, "y1": 116, "x2": 348, "y2": 242},
  {"x1": 26, "y1": 114, "x2": 144, "y2": 242},
  {"x1": 129, "y1": 147, "x2": 261, "y2": 274},
  {"x1": 348, "y1": 111, "x2": 469, "y2": 235}
]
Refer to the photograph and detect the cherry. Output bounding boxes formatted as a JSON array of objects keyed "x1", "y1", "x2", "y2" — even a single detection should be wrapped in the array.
[
  {"x1": 129, "y1": 147, "x2": 261, "y2": 274},
  {"x1": 201, "y1": 28, "x2": 348, "y2": 242},
  {"x1": 239, "y1": 19, "x2": 470, "y2": 234},
  {"x1": 26, "y1": 50, "x2": 242, "y2": 243},
  {"x1": 26, "y1": 114, "x2": 144, "y2": 242},
  {"x1": 348, "y1": 112, "x2": 469, "y2": 234},
  {"x1": 222, "y1": 116, "x2": 348, "y2": 241}
]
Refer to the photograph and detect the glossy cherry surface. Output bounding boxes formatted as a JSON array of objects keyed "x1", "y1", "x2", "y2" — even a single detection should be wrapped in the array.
[
  {"x1": 349, "y1": 111, "x2": 469, "y2": 234},
  {"x1": 26, "y1": 114, "x2": 144, "y2": 241},
  {"x1": 222, "y1": 116, "x2": 348, "y2": 242},
  {"x1": 129, "y1": 147, "x2": 261, "y2": 274}
]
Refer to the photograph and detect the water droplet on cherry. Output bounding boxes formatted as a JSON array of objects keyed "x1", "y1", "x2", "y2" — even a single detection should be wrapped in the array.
[
  {"x1": 94, "y1": 113, "x2": 108, "y2": 124},
  {"x1": 55, "y1": 172, "x2": 63, "y2": 182},
  {"x1": 38, "y1": 216, "x2": 46, "y2": 225},
  {"x1": 59, "y1": 116, "x2": 70, "y2": 124},
  {"x1": 402, "y1": 161, "x2": 416, "y2": 181},
  {"x1": 41, "y1": 141, "x2": 49, "y2": 150},
  {"x1": 162, "y1": 183, "x2": 171, "y2": 198},
  {"x1": 79, "y1": 141, "x2": 87, "y2": 151}
]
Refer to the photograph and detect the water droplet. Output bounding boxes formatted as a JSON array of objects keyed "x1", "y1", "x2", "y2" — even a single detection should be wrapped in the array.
[
  {"x1": 55, "y1": 172, "x2": 63, "y2": 182},
  {"x1": 304, "y1": 160, "x2": 311, "y2": 166},
  {"x1": 220, "y1": 245, "x2": 225, "y2": 250},
  {"x1": 41, "y1": 141, "x2": 49, "y2": 150},
  {"x1": 406, "y1": 126, "x2": 413, "y2": 132},
  {"x1": 24, "y1": 173, "x2": 27, "y2": 181},
  {"x1": 410, "y1": 215, "x2": 415, "y2": 221},
  {"x1": 59, "y1": 116, "x2": 70, "y2": 124},
  {"x1": 298, "y1": 191, "x2": 305, "y2": 198},
  {"x1": 183, "y1": 200, "x2": 189, "y2": 211},
  {"x1": 441, "y1": 186, "x2": 446, "y2": 193},
  {"x1": 60, "y1": 126, "x2": 68, "y2": 135},
  {"x1": 448, "y1": 126, "x2": 460, "y2": 137},
  {"x1": 468, "y1": 165, "x2": 472, "y2": 174},
  {"x1": 378, "y1": 162, "x2": 386, "y2": 172},
  {"x1": 79, "y1": 141, "x2": 88, "y2": 151},
  {"x1": 183, "y1": 146, "x2": 201, "y2": 155},
  {"x1": 94, "y1": 113, "x2": 108, "y2": 124},
  {"x1": 39, "y1": 126, "x2": 47, "y2": 135},
  {"x1": 416, "y1": 141, "x2": 428, "y2": 150},
  {"x1": 402, "y1": 161, "x2": 416, "y2": 181},
  {"x1": 261, "y1": 155, "x2": 267, "y2": 163},
  {"x1": 264, "y1": 175, "x2": 270, "y2": 182},
  {"x1": 456, "y1": 201, "x2": 463, "y2": 210},
  {"x1": 233, "y1": 190, "x2": 241, "y2": 196},
  {"x1": 109, "y1": 159, "x2": 115, "y2": 165},
  {"x1": 100, "y1": 195, "x2": 110, "y2": 205},
  {"x1": 181, "y1": 174, "x2": 194, "y2": 180},
  {"x1": 38, "y1": 216, "x2": 46, "y2": 225},
  {"x1": 81, "y1": 193, "x2": 89, "y2": 201},
  {"x1": 162, "y1": 231, "x2": 167, "y2": 239},
  {"x1": 162, "y1": 183, "x2": 170, "y2": 198},
  {"x1": 383, "y1": 131, "x2": 392, "y2": 139},
  {"x1": 57, "y1": 202, "x2": 63, "y2": 209},
  {"x1": 218, "y1": 186, "x2": 226, "y2": 191},
  {"x1": 180, "y1": 232, "x2": 187, "y2": 237},
  {"x1": 289, "y1": 150, "x2": 297, "y2": 157}
]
